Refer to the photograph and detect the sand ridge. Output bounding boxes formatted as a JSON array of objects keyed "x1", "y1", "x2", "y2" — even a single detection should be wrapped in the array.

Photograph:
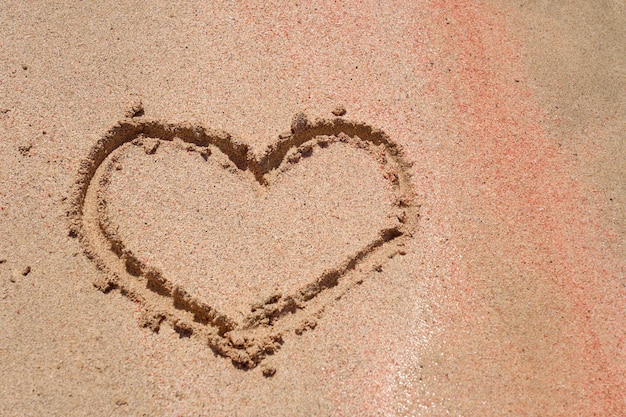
[{"x1": 66, "y1": 107, "x2": 419, "y2": 369}]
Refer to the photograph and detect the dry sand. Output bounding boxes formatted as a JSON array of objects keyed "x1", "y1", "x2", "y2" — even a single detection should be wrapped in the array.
[{"x1": 0, "y1": 0, "x2": 624, "y2": 415}]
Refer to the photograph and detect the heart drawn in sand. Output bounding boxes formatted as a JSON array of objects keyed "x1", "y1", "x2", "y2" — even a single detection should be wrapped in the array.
[{"x1": 68, "y1": 110, "x2": 417, "y2": 368}]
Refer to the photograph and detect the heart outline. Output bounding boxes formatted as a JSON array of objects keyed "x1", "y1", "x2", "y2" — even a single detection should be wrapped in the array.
[{"x1": 67, "y1": 112, "x2": 418, "y2": 368}]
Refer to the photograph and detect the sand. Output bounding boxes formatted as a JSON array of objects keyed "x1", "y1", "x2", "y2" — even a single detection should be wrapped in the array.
[{"x1": 0, "y1": 0, "x2": 624, "y2": 415}]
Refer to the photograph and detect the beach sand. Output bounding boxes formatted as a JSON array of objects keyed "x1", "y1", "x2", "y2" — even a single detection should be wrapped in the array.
[{"x1": 0, "y1": 1, "x2": 624, "y2": 415}]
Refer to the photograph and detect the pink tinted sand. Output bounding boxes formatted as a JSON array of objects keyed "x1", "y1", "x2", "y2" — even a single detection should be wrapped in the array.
[{"x1": 401, "y1": 1, "x2": 625, "y2": 414}]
